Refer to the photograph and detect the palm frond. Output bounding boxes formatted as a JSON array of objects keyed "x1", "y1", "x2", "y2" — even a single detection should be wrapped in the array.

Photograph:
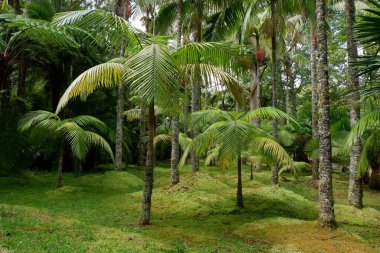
[
  {"x1": 183, "y1": 63, "x2": 247, "y2": 105},
  {"x1": 154, "y1": 133, "x2": 171, "y2": 147},
  {"x1": 126, "y1": 44, "x2": 181, "y2": 111},
  {"x1": 84, "y1": 131, "x2": 115, "y2": 161},
  {"x1": 344, "y1": 111, "x2": 380, "y2": 150},
  {"x1": 18, "y1": 110, "x2": 59, "y2": 132},
  {"x1": 56, "y1": 62, "x2": 128, "y2": 113}
]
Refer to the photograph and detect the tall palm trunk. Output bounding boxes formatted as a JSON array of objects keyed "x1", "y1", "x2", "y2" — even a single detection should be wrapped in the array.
[
  {"x1": 345, "y1": 0, "x2": 362, "y2": 209},
  {"x1": 56, "y1": 140, "x2": 64, "y2": 188},
  {"x1": 251, "y1": 33, "x2": 262, "y2": 171},
  {"x1": 171, "y1": 115, "x2": 180, "y2": 185},
  {"x1": 115, "y1": 84, "x2": 125, "y2": 171},
  {"x1": 310, "y1": 25, "x2": 319, "y2": 182},
  {"x1": 271, "y1": 0, "x2": 279, "y2": 185},
  {"x1": 170, "y1": 0, "x2": 183, "y2": 185},
  {"x1": 316, "y1": 0, "x2": 335, "y2": 227},
  {"x1": 191, "y1": 1, "x2": 203, "y2": 173},
  {"x1": 138, "y1": 101, "x2": 146, "y2": 166},
  {"x1": 140, "y1": 103, "x2": 155, "y2": 225},
  {"x1": 236, "y1": 155, "x2": 243, "y2": 208},
  {"x1": 114, "y1": 0, "x2": 130, "y2": 171},
  {"x1": 250, "y1": 34, "x2": 260, "y2": 123}
]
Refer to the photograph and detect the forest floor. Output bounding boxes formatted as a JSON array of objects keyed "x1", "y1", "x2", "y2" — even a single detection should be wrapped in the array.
[{"x1": 0, "y1": 164, "x2": 379, "y2": 253}]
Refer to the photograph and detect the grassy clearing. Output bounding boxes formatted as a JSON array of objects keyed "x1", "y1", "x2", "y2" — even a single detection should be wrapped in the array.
[{"x1": 0, "y1": 164, "x2": 379, "y2": 253}]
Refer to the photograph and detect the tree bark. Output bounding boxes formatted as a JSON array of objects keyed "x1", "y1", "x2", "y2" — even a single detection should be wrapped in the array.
[
  {"x1": 271, "y1": 0, "x2": 279, "y2": 185},
  {"x1": 140, "y1": 103, "x2": 155, "y2": 225},
  {"x1": 56, "y1": 140, "x2": 64, "y2": 188},
  {"x1": 114, "y1": 0, "x2": 131, "y2": 171},
  {"x1": 170, "y1": 0, "x2": 183, "y2": 185},
  {"x1": 310, "y1": 25, "x2": 320, "y2": 182},
  {"x1": 138, "y1": 101, "x2": 146, "y2": 166},
  {"x1": 345, "y1": 0, "x2": 363, "y2": 209},
  {"x1": 171, "y1": 116, "x2": 180, "y2": 185},
  {"x1": 316, "y1": 0, "x2": 335, "y2": 227},
  {"x1": 190, "y1": 1, "x2": 203, "y2": 173},
  {"x1": 114, "y1": 83, "x2": 125, "y2": 171},
  {"x1": 250, "y1": 34, "x2": 260, "y2": 124},
  {"x1": 236, "y1": 155, "x2": 244, "y2": 208}
]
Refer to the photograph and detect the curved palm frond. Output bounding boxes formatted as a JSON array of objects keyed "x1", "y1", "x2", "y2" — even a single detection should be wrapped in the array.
[
  {"x1": 174, "y1": 42, "x2": 240, "y2": 69},
  {"x1": 53, "y1": 9, "x2": 148, "y2": 50},
  {"x1": 344, "y1": 111, "x2": 380, "y2": 150},
  {"x1": 126, "y1": 43, "x2": 181, "y2": 111},
  {"x1": 183, "y1": 63, "x2": 247, "y2": 105},
  {"x1": 69, "y1": 115, "x2": 109, "y2": 134},
  {"x1": 249, "y1": 136, "x2": 293, "y2": 169},
  {"x1": 154, "y1": 133, "x2": 171, "y2": 147},
  {"x1": 85, "y1": 131, "x2": 115, "y2": 161},
  {"x1": 18, "y1": 110, "x2": 59, "y2": 132},
  {"x1": 58, "y1": 122, "x2": 89, "y2": 160},
  {"x1": 243, "y1": 107, "x2": 300, "y2": 127},
  {"x1": 56, "y1": 62, "x2": 128, "y2": 113}
]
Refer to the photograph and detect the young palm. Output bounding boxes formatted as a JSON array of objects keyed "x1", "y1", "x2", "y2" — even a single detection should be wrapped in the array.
[
  {"x1": 344, "y1": 107, "x2": 380, "y2": 189},
  {"x1": 190, "y1": 107, "x2": 296, "y2": 207},
  {"x1": 18, "y1": 110, "x2": 114, "y2": 188}
]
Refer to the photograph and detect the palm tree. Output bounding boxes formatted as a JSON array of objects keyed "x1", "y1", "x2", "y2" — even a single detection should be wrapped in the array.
[
  {"x1": 55, "y1": 43, "x2": 182, "y2": 225},
  {"x1": 344, "y1": 109, "x2": 380, "y2": 190},
  {"x1": 170, "y1": 0, "x2": 183, "y2": 186},
  {"x1": 345, "y1": 1, "x2": 380, "y2": 190},
  {"x1": 18, "y1": 110, "x2": 114, "y2": 188},
  {"x1": 190, "y1": 107, "x2": 295, "y2": 207},
  {"x1": 114, "y1": 0, "x2": 132, "y2": 171},
  {"x1": 344, "y1": 0, "x2": 362, "y2": 208},
  {"x1": 316, "y1": 0, "x2": 335, "y2": 227}
]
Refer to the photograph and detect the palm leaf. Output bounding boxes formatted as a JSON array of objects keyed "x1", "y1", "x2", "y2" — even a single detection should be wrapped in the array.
[{"x1": 56, "y1": 62, "x2": 128, "y2": 113}]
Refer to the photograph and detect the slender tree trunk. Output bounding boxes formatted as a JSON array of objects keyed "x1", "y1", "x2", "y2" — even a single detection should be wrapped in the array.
[
  {"x1": 251, "y1": 34, "x2": 262, "y2": 171},
  {"x1": 17, "y1": 61, "x2": 26, "y2": 98},
  {"x1": 250, "y1": 163, "x2": 253, "y2": 180},
  {"x1": 316, "y1": 0, "x2": 335, "y2": 227},
  {"x1": 183, "y1": 84, "x2": 188, "y2": 134},
  {"x1": 13, "y1": 0, "x2": 20, "y2": 14},
  {"x1": 170, "y1": 0, "x2": 183, "y2": 185},
  {"x1": 140, "y1": 103, "x2": 155, "y2": 225},
  {"x1": 289, "y1": 64, "x2": 296, "y2": 117},
  {"x1": 114, "y1": 0, "x2": 131, "y2": 171},
  {"x1": 171, "y1": 116, "x2": 180, "y2": 185},
  {"x1": 190, "y1": 1, "x2": 203, "y2": 173},
  {"x1": 311, "y1": 25, "x2": 319, "y2": 182},
  {"x1": 115, "y1": 83, "x2": 125, "y2": 171},
  {"x1": 138, "y1": 101, "x2": 146, "y2": 166},
  {"x1": 271, "y1": 0, "x2": 279, "y2": 185},
  {"x1": 345, "y1": 0, "x2": 363, "y2": 209},
  {"x1": 236, "y1": 155, "x2": 244, "y2": 208},
  {"x1": 0, "y1": 55, "x2": 11, "y2": 92},
  {"x1": 56, "y1": 140, "x2": 64, "y2": 188}
]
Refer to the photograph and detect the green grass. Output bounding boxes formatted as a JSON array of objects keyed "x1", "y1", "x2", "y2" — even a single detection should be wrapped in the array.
[{"x1": 0, "y1": 164, "x2": 379, "y2": 253}]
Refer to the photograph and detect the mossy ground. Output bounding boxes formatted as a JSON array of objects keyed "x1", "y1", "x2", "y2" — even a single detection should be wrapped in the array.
[{"x1": 0, "y1": 164, "x2": 379, "y2": 252}]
